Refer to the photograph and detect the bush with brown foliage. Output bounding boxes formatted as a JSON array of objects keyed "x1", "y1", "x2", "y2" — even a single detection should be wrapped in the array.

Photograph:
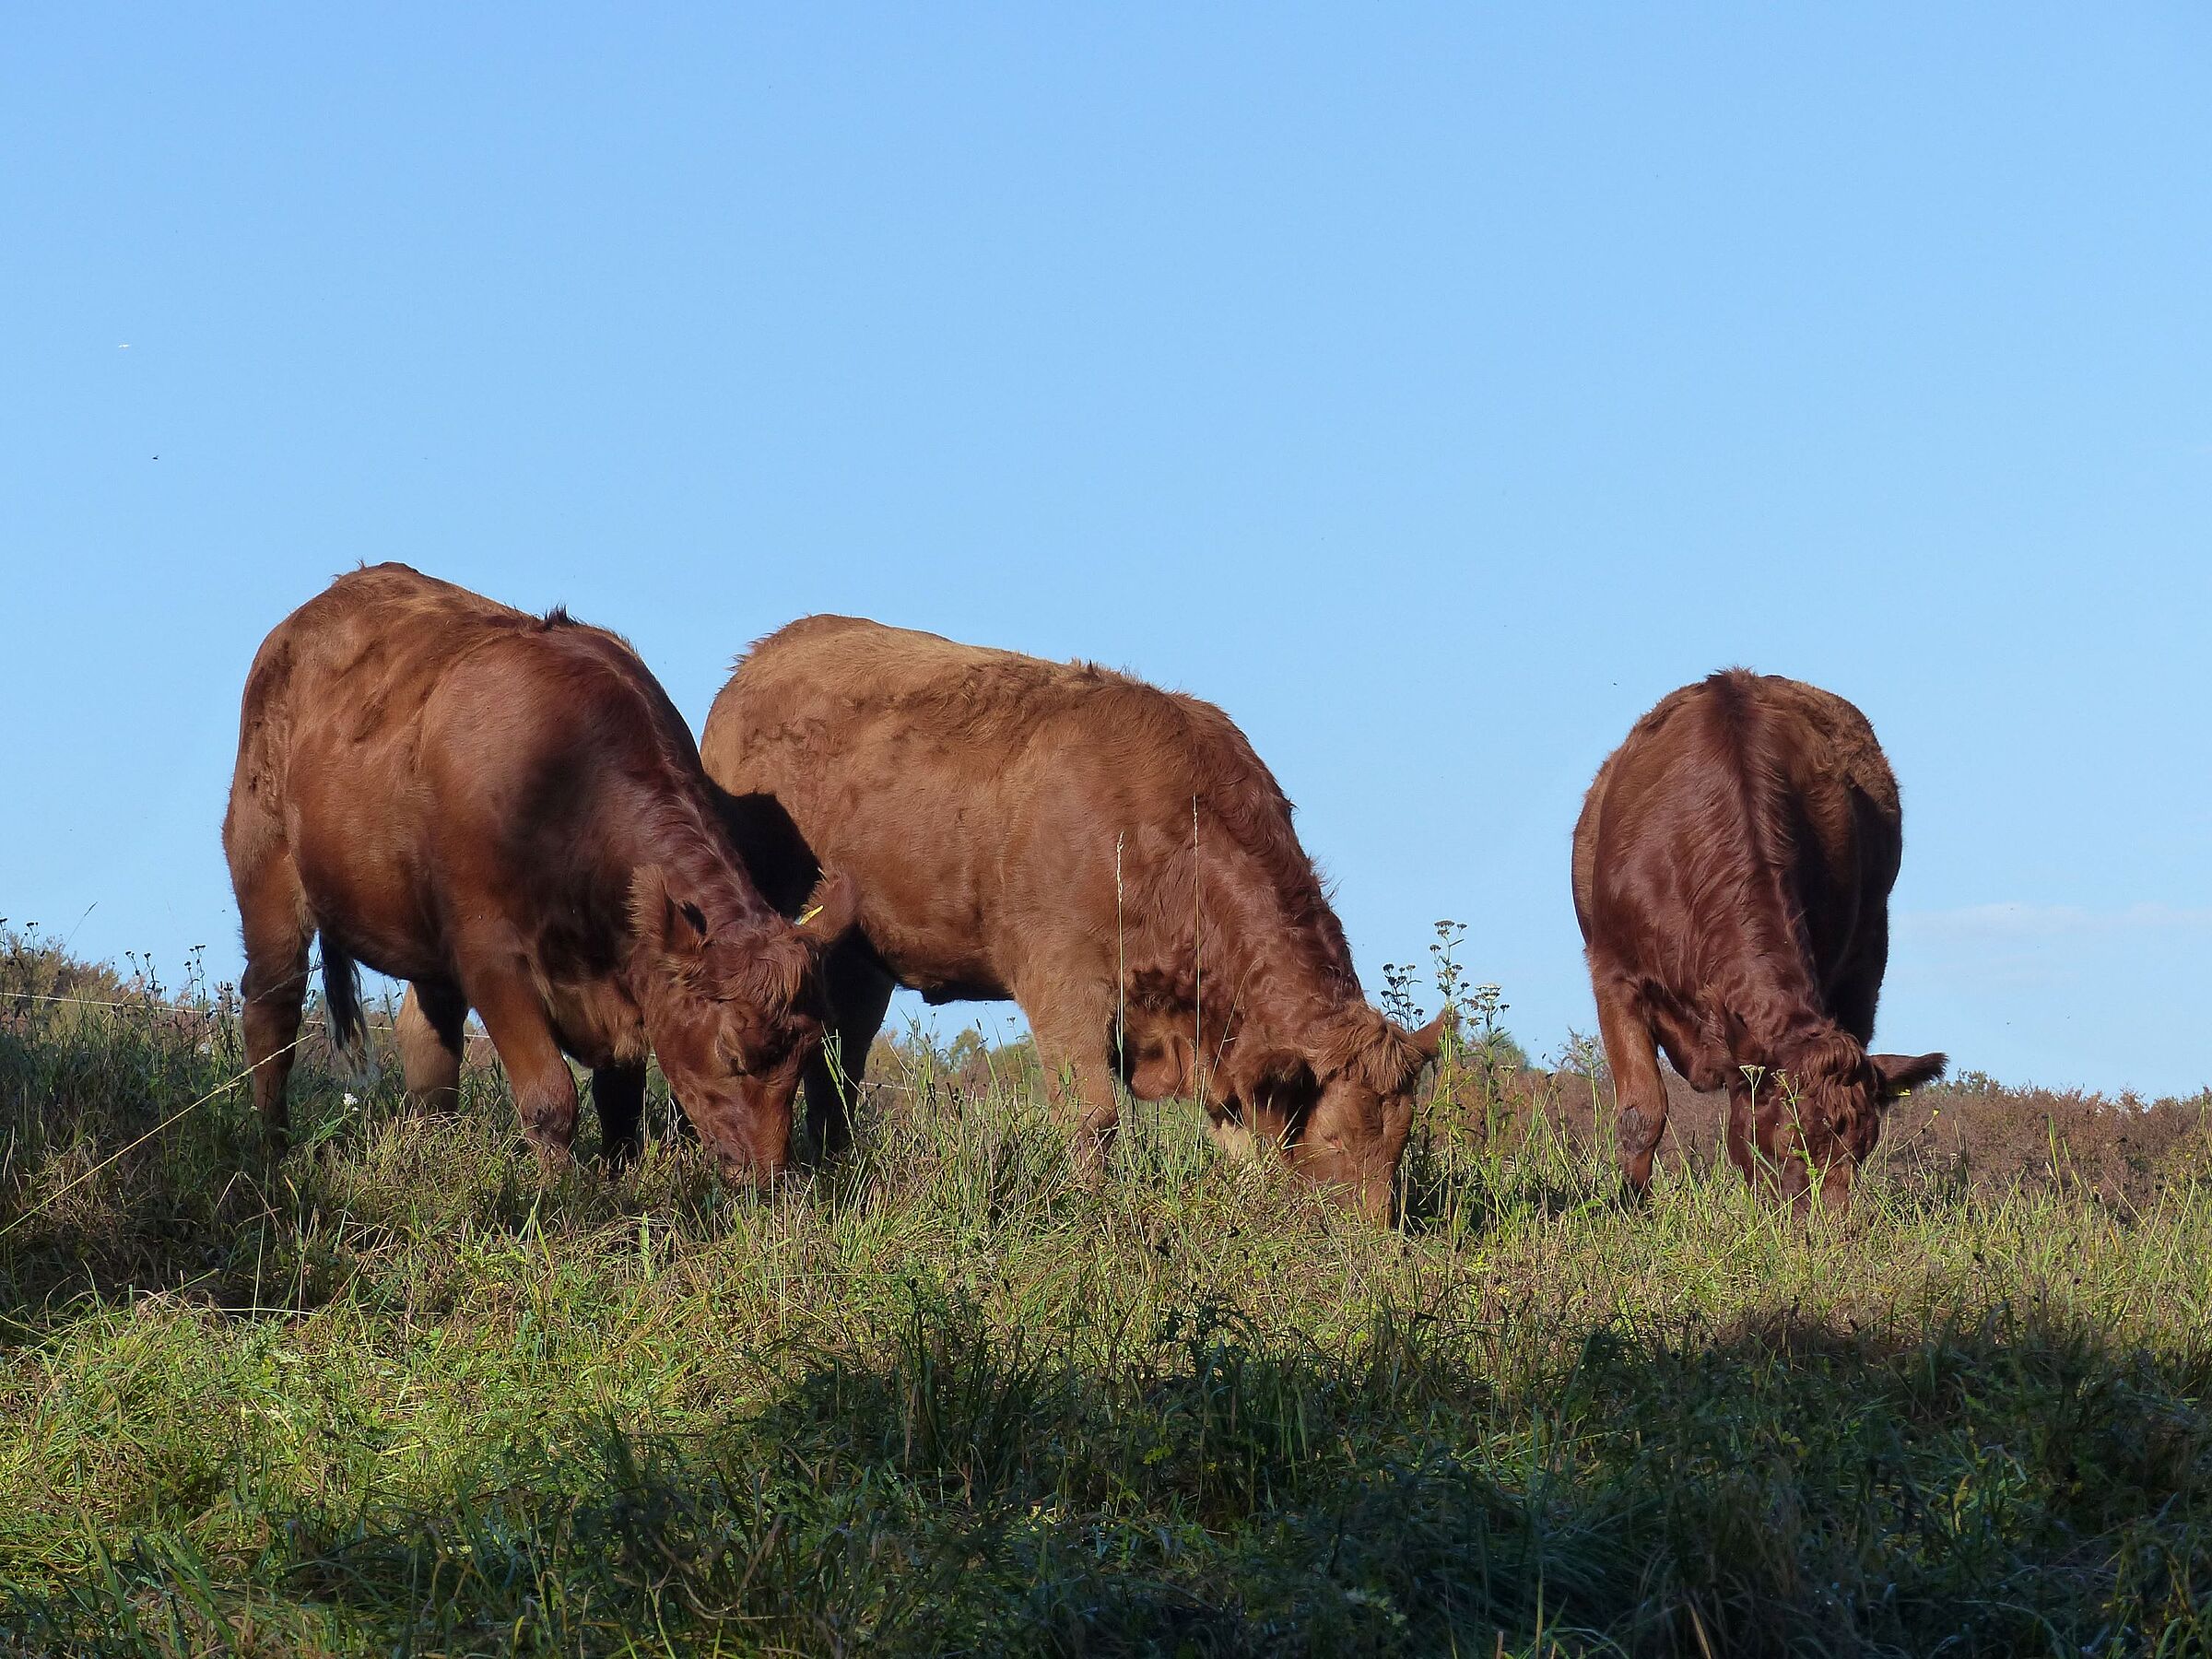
[{"x1": 1430, "y1": 1056, "x2": 2212, "y2": 1217}]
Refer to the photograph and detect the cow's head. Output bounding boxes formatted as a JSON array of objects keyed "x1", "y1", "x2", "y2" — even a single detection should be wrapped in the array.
[
  {"x1": 1770, "y1": 1032, "x2": 1947, "y2": 1213},
  {"x1": 1238, "y1": 1004, "x2": 1450, "y2": 1223},
  {"x1": 629, "y1": 865, "x2": 858, "y2": 1177}
]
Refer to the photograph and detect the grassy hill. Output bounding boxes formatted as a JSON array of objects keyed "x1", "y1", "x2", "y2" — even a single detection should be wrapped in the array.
[{"x1": 3, "y1": 928, "x2": 2207, "y2": 1655}]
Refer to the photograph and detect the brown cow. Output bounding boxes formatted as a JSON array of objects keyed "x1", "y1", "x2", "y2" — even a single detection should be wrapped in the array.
[
  {"x1": 221, "y1": 564, "x2": 853, "y2": 1176},
  {"x1": 1572, "y1": 669, "x2": 1946, "y2": 1213},
  {"x1": 699, "y1": 616, "x2": 1447, "y2": 1221}
]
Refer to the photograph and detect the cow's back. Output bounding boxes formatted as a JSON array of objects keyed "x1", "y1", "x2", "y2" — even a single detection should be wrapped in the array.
[
  {"x1": 710, "y1": 619, "x2": 1168, "y2": 959},
  {"x1": 231, "y1": 564, "x2": 692, "y2": 964},
  {"x1": 715, "y1": 617, "x2": 1172, "y2": 769},
  {"x1": 711, "y1": 618, "x2": 1214, "y2": 825},
  {"x1": 235, "y1": 566, "x2": 531, "y2": 773},
  {"x1": 703, "y1": 617, "x2": 1339, "y2": 994},
  {"x1": 1575, "y1": 670, "x2": 1902, "y2": 1024},
  {"x1": 241, "y1": 563, "x2": 686, "y2": 793},
  {"x1": 1749, "y1": 674, "x2": 1900, "y2": 863}
]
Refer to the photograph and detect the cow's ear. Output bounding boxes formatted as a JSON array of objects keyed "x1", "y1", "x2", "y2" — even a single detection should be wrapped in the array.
[
  {"x1": 631, "y1": 864, "x2": 708, "y2": 958},
  {"x1": 794, "y1": 870, "x2": 859, "y2": 952},
  {"x1": 1403, "y1": 1007, "x2": 1454, "y2": 1064},
  {"x1": 1873, "y1": 1051, "x2": 1947, "y2": 1101}
]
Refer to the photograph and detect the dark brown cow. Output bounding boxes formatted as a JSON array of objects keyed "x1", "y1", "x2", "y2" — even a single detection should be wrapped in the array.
[
  {"x1": 222, "y1": 564, "x2": 853, "y2": 1176},
  {"x1": 1572, "y1": 669, "x2": 1946, "y2": 1213},
  {"x1": 699, "y1": 617, "x2": 1448, "y2": 1221}
]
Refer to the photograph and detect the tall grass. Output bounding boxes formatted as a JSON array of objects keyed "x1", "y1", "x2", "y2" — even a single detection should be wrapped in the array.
[{"x1": 2, "y1": 928, "x2": 2207, "y2": 1655}]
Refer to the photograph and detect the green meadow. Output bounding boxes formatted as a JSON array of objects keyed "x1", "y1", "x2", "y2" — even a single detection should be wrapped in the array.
[{"x1": 3, "y1": 930, "x2": 2208, "y2": 1657}]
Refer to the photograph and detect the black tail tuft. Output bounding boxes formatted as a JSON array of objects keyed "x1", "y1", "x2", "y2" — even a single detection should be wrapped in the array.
[{"x1": 322, "y1": 947, "x2": 369, "y2": 1065}]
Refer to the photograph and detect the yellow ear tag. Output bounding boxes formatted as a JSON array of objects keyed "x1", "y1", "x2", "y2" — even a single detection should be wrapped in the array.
[{"x1": 796, "y1": 903, "x2": 824, "y2": 926}]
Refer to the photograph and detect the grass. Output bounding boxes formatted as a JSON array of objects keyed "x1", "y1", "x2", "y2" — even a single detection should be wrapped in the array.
[{"x1": 2, "y1": 927, "x2": 2209, "y2": 1655}]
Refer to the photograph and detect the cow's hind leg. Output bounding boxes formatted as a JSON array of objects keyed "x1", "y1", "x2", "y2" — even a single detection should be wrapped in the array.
[
  {"x1": 1594, "y1": 979, "x2": 1668, "y2": 1196},
  {"x1": 397, "y1": 981, "x2": 468, "y2": 1114},
  {"x1": 593, "y1": 1063, "x2": 647, "y2": 1171},
  {"x1": 799, "y1": 942, "x2": 895, "y2": 1165},
  {"x1": 231, "y1": 841, "x2": 314, "y2": 1155}
]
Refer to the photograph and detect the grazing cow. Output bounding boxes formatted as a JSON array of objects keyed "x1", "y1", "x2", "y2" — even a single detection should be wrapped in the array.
[
  {"x1": 221, "y1": 564, "x2": 853, "y2": 1176},
  {"x1": 699, "y1": 617, "x2": 1448, "y2": 1221},
  {"x1": 1571, "y1": 669, "x2": 1946, "y2": 1213}
]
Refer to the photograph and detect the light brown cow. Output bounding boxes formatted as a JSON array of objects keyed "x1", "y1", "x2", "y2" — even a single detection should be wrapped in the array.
[
  {"x1": 222, "y1": 564, "x2": 853, "y2": 1176},
  {"x1": 700, "y1": 617, "x2": 1446, "y2": 1220}
]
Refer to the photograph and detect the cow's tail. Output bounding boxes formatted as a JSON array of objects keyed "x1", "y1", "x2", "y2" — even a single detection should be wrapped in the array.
[{"x1": 321, "y1": 946, "x2": 374, "y2": 1080}]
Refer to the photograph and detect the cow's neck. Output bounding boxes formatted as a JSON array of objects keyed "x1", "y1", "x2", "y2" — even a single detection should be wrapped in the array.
[
  {"x1": 1719, "y1": 959, "x2": 1853, "y2": 1082},
  {"x1": 609, "y1": 778, "x2": 777, "y2": 948},
  {"x1": 1132, "y1": 841, "x2": 1365, "y2": 1096},
  {"x1": 1197, "y1": 960, "x2": 1369, "y2": 1102}
]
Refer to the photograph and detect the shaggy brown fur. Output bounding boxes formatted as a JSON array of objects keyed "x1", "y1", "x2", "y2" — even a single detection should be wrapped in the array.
[
  {"x1": 700, "y1": 616, "x2": 1446, "y2": 1220},
  {"x1": 1572, "y1": 669, "x2": 1946, "y2": 1213},
  {"x1": 221, "y1": 564, "x2": 853, "y2": 1177}
]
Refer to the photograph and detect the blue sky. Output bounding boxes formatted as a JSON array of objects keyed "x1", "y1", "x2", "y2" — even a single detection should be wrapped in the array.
[{"x1": 4, "y1": 6, "x2": 2206, "y2": 1096}]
